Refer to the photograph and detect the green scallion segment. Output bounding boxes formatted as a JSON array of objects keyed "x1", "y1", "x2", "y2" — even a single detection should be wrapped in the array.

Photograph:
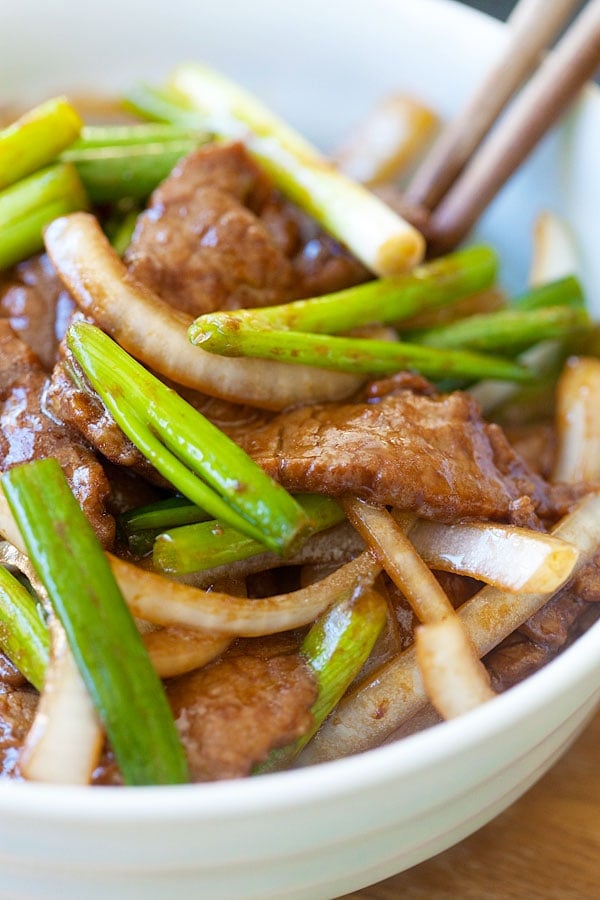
[
  {"x1": 67, "y1": 322, "x2": 311, "y2": 554},
  {"x1": 410, "y1": 305, "x2": 590, "y2": 355},
  {"x1": 256, "y1": 586, "x2": 387, "y2": 773},
  {"x1": 510, "y1": 275, "x2": 584, "y2": 311},
  {"x1": 188, "y1": 245, "x2": 498, "y2": 339},
  {"x1": 0, "y1": 96, "x2": 83, "y2": 192},
  {"x1": 73, "y1": 123, "x2": 206, "y2": 149},
  {"x1": 154, "y1": 494, "x2": 344, "y2": 575},
  {"x1": 0, "y1": 163, "x2": 89, "y2": 269},
  {"x1": 2, "y1": 458, "x2": 189, "y2": 786},
  {"x1": 190, "y1": 317, "x2": 531, "y2": 383},
  {"x1": 0, "y1": 564, "x2": 49, "y2": 691},
  {"x1": 62, "y1": 139, "x2": 203, "y2": 203},
  {"x1": 120, "y1": 497, "x2": 211, "y2": 557}
]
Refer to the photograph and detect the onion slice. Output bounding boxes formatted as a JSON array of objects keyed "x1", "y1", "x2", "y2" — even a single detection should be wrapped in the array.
[
  {"x1": 20, "y1": 618, "x2": 103, "y2": 785},
  {"x1": 553, "y1": 356, "x2": 600, "y2": 484},
  {"x1": 109, "y1": 550, "x2": 381, "y2": 636},
  {"x1": 44, "y1": 212, "x2": 362, "y2": 410}
]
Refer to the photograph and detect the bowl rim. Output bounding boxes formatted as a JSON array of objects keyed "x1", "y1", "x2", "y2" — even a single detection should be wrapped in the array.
[{"x1": 0, "y1": 608, "x2": 598, "y2": 821}]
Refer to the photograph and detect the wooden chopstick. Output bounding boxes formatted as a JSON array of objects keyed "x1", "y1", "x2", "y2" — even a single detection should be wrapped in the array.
[
  {"x1": 406, "y1": 0, "x2": 584, "y2": 212},
  {"x1": 424, "y1": 0, "x2": 600, "y2": 256}
]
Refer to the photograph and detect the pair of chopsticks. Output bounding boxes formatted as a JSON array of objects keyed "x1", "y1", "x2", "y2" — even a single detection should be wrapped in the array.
[{"x1": 405, "y1": 0, "x2": 600, "y2": 255}]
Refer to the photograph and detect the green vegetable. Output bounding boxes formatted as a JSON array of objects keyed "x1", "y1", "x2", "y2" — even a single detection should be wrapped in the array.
[
  {"x1": 67, "y1": 321, "x2": 311, "y2": 554},
  {"x1": 0, "y1": 96, "x2": 82, "y2": 191},
  {"x1": 190, "y1": 316, "x2": 531, "y2": 383},
  {"x1": 256, "y1": 586, "x2": 387, "y2": 773},
  {"x1": 62, "y1": 139, "x2": 203, "y2": 203},
  {"x1": 154, "y1": 494, "x2": 344, "y2": 575},
  {"x1": 0, "y1": 563, "x2": 49, "y2": 690},
  {"x1": 0, "y1": 163, "x2": 89, "y2": 269},
  {"x1": 120, "y1": 496, "x2": 212, "y2": 557},
  {"x1": 188, "y1": 245, "x2": 497, "y2": 339},
  {"x1": 410, "y1": 305, "x2": 589, "y2": 355},
  {"x1": 2, "y1": 459, "x2": 189, "y2": 785}
]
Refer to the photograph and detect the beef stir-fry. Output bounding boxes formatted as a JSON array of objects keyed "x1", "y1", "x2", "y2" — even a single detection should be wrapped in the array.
[{"x1": 0, "y1": 63, "x2": 599, "y2": 787}]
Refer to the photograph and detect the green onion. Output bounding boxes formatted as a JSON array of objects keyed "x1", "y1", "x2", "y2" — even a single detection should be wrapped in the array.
[
  {"x1": 0, "y1": 563, "x2": 49, "y2": 691},
  {"x1": 0, "y1": 163, "x2": 89, "y2": 269},
  {"x1": 409, "y1": 305, "x2": 590, "y2": 355},
  {"x1": 120, "y1": 496, "x2": 212, "y2": 557},
  {"x1": 2, "y1": 458, "x2": 189, "y2": 785},
  {"x1": 105, "y1": 206, "x2": 140, "y2": 256},
  {"x1": 510, "y1": 275, "x2": 584, "y2": 311},
  {"x1": 0, "y1": 96, "x2": 83, "y2": 191},
  {"x1": 67, "y1": 321, "x2": 311, "y2": 554},
  {"x1": 129, "y1": 64, "x2": 425, "y2": 276},
  {"x1": 188, "y1": 245, "x2": 497, "y2": 340},
  {"x1": 154, "y1": 495, "x2": 344, "y2": 575},
  {"x1": 256, "y1": 586, "x2": 387, "y2": 773},
  {"x1": 190, "y1": 317, "x2": 532, "y2": 383},
  {"x1": 62, "y1": 139, "x2": 203, "y2": 203},
  {"x1": 73, "y1": 123, "x2": 206, "y2": 149}
]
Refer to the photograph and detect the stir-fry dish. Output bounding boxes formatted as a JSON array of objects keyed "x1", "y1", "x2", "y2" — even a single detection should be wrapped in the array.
[{"x1": 0, "y1": 61, "x2": 599, "y2": 787}]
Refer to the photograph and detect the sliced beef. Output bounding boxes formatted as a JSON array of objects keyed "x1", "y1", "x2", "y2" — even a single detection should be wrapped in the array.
[
  {"x1": 0, "y1": 254, "x2": 75, "y2": 371},
  {"x1": 0, "y1": 686, "x2": 37, "y2": 778},
  {"x1": 125, "y1": 142, "x2": 366, "y2": 317},
  {"x1": 0, "y1": 321, "x2": 114, "y2": 546},
  {"x1": 236, "y1": 383, "x2": 569, "y2": 523},
  {"x1": 167, "y1": 651, "x2": 316, "y2": 781}
]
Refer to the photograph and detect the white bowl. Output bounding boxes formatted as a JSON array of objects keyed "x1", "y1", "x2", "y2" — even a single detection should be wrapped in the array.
[{"x1": 1, "y1": 1, "x2": 599, "y2": 898}]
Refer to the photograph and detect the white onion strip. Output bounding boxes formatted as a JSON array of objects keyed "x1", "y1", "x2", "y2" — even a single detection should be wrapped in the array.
[
  {"x1": 300, "y1": 491, "x2": 600, "y2": 764},
  {"x1": 109, "y1": 551, "x2": 380, "y2": 636},
  {"x1": 415, "y1": 618, "x2": 495, "y2": 719},
  {"x1": 44, "y1": 213, "x2": 363, "y2": 411},
  {"x1": 20, "y1": 619, "x2": 103, "y2": 785},
  {"x1": 403, "y1": 517, "x2": 579, "y2": 593},
  {"x1": 553, "y1": 356, "x2": 600, "y2": 484},
  {"x1": 143, "y1": 627, "x2": 231, "y2": 678}
]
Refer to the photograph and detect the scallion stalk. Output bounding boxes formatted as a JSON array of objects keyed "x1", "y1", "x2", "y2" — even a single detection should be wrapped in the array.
[
  {"x1": 0, "y1": 96, "x2": 83, "y2": 191},
  {"x1": 256, "y1": 586, "x2": 387, "y2": 773},
  {"x1": 190, "y1": 318, "x2": 531, "y2": 383},
  {"x1": 0, "y1": 564, "x2": 49, "y2": 691},
  {"x1": 154, "y1": 494, "x2": 344, "y2": 575},
  {"x1": 410, "y1": 305, "x2": 589, "y2": 355},
  {"x1": 2, "y1": 458, "x2": 189, "y2": 785},
  {"x1": 62, "y1": 139, "x2": 204, "y2": 203},
  {"x1": 67, "y1": 322, "x2": 311, "y2": 554},
  {"x1": 0, "y1": 163, "x2": 89, "y2": 269}
]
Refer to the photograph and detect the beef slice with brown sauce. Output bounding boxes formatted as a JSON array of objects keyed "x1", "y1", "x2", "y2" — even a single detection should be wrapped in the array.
[
  {"x1": 124, "y1": 141, "x2": 367, "y2": 317},
  {"x1": 167, "y1": 651, "x2": 317, "y2": 781},
  {"x1": 236, "y1": 381, "x2": 565, "y2": 523},
  {"x1": 0, "y1": 321, "x2": 114, "y2": 546},
  {"x1": 0, "y1": 254, "x2": 75, "y2": 371},
  {"x1": 0, "y1": 685, "x2": 38, "y2": 778}
]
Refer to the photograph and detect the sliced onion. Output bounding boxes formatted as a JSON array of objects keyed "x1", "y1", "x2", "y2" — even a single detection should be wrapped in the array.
[
  {"x1": 415, "y1": 617, "x2": 495, "y2": 719},
  {"x1": 44, "y1": 213, "x2": 363, "y2": 411},
  {"x1": 529, "y1": 210, "x2": 580, "y2": 287},
  {"x1": 20, "y1": 618, "x2": 103, "y2": 785},
  {"x1": 403, "y1": 516, "x2": 579, "y2": 593},
  {"x1": 109, "y1": 551, "x2": 381, "y2": 636},
  {"x1": 143, "y1": 627, "x2": 231, "y2": 678},
  {"x1": 553, "y1": 356, "x2": 600, "y2": 484},
  {"x1": 333, "y1": 93, "x2": 439, "y2": 186}
]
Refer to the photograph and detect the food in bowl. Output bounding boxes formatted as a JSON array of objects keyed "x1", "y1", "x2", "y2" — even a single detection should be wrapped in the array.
[{"x1": 0, "y1": 33, "x2": 599, "y2": 793}]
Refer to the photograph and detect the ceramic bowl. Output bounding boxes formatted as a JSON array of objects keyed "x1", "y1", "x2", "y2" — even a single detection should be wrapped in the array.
[{"x1": 1, "y1": 1, "x2": 599, "y2": 897}]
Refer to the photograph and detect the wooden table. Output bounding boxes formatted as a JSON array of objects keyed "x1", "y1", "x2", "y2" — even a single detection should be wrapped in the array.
[{"x1": 344, "y1": 708, "x2": 600, "y2": 898}]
